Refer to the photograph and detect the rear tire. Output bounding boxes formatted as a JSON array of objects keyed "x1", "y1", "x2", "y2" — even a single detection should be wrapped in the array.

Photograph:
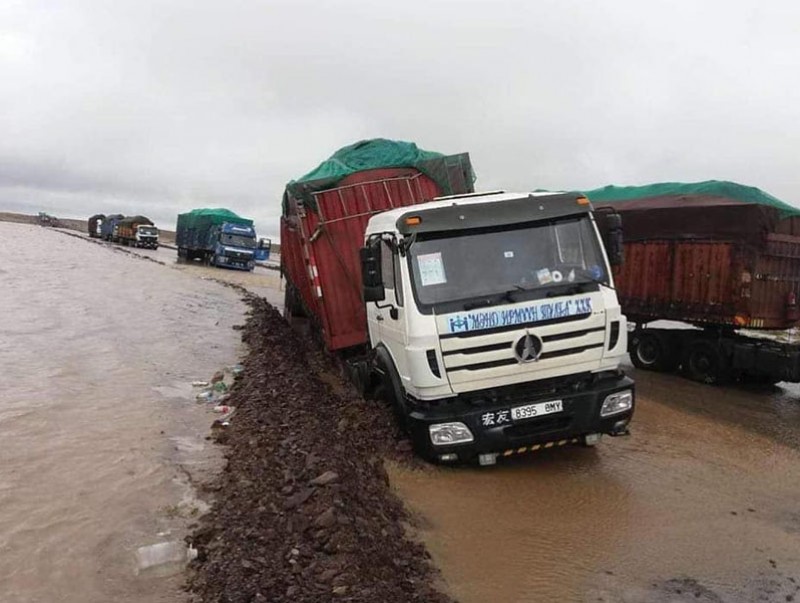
[
  {"x1": 284, "y1": 283, "x2": 306, "y2": 318},
  {"x1": 683, "y1": 340, "x2": 729, "y2": 385}
]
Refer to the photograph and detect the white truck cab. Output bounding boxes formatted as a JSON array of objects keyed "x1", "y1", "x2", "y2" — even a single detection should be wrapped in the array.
[
  {"x1": 135, "y1": 224, "x2": 159, "y2": 249},
  {"x1": 359, "y1": 191, "x2": 634, "y2": 464}
]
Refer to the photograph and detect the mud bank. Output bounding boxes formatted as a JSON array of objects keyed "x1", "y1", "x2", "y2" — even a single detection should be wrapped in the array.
[{"x1": 187, "y1": 297, "x2": 450, "y2": 603}]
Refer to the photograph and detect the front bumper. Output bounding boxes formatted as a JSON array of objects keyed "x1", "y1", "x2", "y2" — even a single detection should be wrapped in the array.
[
  {"x1": 216, "y1": 255, "x2": 255, "y2": 270},
  {"x1": 407, "y1": 371, "x2": 634, "y2": 463}
]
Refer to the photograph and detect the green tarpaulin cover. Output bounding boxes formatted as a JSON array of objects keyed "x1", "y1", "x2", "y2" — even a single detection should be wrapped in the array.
[
  {"x1": 294, "y1": 138, "x2": 444, "y2": 183},
  {"x1": 583, "y1": 180, "x2": 800, "y2": 218},
  {"x1": 284, "y1": 138, "x2": 475, "y2": 212},
  {"x1": 178, "y1": 208, "x2": 253, "y2": 228}
]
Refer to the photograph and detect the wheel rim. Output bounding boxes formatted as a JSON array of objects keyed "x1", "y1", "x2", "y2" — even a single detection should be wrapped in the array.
[{"x1": 636, "y1": 337, "x2": 660, "y2": 365}]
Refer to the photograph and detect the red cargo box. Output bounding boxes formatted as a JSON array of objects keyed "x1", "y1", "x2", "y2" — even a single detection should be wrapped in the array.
[
  {"x1": 605, "y1": 195, "x2": 800, "y2": 330},
  {"x1": 282, "y1": 168, "x2": 447, "y2": 351}
]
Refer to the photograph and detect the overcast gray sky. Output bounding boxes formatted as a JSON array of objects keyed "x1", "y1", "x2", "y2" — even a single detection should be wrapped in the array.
[{"x1": 2, "y1": 0, "x2": 798, "y2": 237}]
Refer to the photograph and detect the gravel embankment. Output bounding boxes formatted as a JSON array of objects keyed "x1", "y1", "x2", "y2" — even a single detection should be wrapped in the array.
[{"x1": 187, "y1": 296, "x2": 451, "y2": 603}]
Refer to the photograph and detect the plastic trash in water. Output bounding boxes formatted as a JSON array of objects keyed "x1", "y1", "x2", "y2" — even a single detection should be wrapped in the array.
[
  {"x1": 135, "y1": 541, "x2": 197, "y2": 577},
  {"x1": 213, "y1": 381, "x2": 228, "y2": 393},
  {"x1": 213, "y1": 405, "x2": 232, "y2": 414},
  {"x1": 195, "y1": 391, "x2": 215, "y2": 402},
  {"x1": 230, "y1": 364, "x2": 245, "y2": 375},
  {"x1": 192, "y1": 381, "x2": 210, "y2": 388}
]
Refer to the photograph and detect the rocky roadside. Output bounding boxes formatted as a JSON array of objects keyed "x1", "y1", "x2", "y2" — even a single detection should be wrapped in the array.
[{"x1": 186, "y1": 295, "x2": 452, "y2": 603}]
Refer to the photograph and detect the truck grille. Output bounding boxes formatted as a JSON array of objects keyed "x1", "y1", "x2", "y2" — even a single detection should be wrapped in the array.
[{"x1": 439, "y1": 315, "x2": 607, "y2": 389}]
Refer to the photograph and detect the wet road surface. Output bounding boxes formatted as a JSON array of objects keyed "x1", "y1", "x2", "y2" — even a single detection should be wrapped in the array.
[
  {"x1": 389, "y1": 369, "x2": 800, "y2": 602},
  {"x1": 0, "y1": 223, "x2": 248, "y2": 602},
  {"x1": 6, "y1": 225, "x2": 800, "y2": 603}
]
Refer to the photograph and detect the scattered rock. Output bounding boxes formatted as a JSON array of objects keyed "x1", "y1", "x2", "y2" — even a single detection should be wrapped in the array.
[
  {"x1": 186, "y1": 297, "x2": 451, "y2": 603},
  {"x1": 283, "y1": 488, "x2": 314, "y2": 510},
  {"x1": 310, "y1": 471, "x2": 340, "y2": 486},
  {"x1": 314, "y1": 507, "x2": 337, "y2": 529}
]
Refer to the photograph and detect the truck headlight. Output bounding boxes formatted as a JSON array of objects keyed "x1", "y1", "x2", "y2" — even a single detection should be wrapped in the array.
[
  {"x1": 429, "y1": 422, "x2": 474, "y2": 446},
  {"x1": 600, "y1": 390, "x2": 633, "y2": 417}
]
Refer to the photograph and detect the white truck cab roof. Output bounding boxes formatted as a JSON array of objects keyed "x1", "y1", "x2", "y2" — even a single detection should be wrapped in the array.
[{"x1": 365, "y1": 190, "x2": 578, "y2": 236}]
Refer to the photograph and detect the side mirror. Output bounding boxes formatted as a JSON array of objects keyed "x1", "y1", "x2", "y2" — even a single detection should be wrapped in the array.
[
  {"x1": 605, "y1": 213, "x2": 624, "y2": 267},
  {"x1": 359, "y1": 245, "x2": 385, "y2": 302}
]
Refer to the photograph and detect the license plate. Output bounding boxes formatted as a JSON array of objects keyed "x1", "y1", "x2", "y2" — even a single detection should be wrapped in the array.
[{"x1": 510, "y1": 400, "x2": 564, "y2": 421}]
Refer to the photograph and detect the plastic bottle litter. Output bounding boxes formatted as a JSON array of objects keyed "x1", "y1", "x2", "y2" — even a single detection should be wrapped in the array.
[
  {"x1": 191, "y1": 381, "x2": 209, "y2": 388},
  {"x1": 213, "y1": 381, "x2": 228, "y2": 393},
  {"x1": 135, "y1": 541, "x2": 197, "y2": 577},
  {"x1": 195, "y1": 391, "x2": 215, "y2": 402},
  {"x1": 213, "y1": 405, "x2": 232, "y2": 413},
  {"x1": 230, "y1": 364, "x2": 245, "y2": 375}
]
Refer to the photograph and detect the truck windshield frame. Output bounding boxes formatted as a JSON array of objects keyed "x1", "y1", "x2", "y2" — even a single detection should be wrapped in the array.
[
  {"x1": 221, "y1": 233, "x2": 256, "y2": 249},
  {"x1": 407, "y1": 215, "x2": 609, "y2": 315},
  {"x1": 139, "y1": 226, "x2": 157, "y2": 236}
]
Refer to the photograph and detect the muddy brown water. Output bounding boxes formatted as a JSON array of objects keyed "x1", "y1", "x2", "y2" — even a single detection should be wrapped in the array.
[
  {"x1": 7, "y1": 224, "x2": 800, "y2": 603},
  {"x1": 390, "y1": 367, "x2": 800, "y2": 602},
  {"x1": 0, "y1": 223, "x2": 253, "y2": 602}
]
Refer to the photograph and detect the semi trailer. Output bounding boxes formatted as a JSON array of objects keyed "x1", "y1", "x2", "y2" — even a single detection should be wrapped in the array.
[
  {"x1": 588, "y1": 181, "x2": 800, "y2": 384},
  {"x1": 176, "y1": 208, "x2": 257, "y2": 271},
  {"x1": 281, "y1": 139, "x2": 634, "y2": 464}
]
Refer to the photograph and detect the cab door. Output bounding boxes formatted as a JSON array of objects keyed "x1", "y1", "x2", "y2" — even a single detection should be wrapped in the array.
[{"x1": 376, "y1": 238, "x2": 409, "y2": 382}]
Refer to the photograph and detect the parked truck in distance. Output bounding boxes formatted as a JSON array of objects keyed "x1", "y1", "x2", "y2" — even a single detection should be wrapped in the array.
[
  {"x1": 588, "y1": 181, "x2": 800, "y2": 385},
  {"x1": 282, "y1": 139, "x2": 634, "y2": 464},
  {"x1": 114, "y1": 215, "x2": 159, "y2": 249},
  {"x1": 88, "y1": 214, "x2": 105, "y2": 238},
  {"x1": 176, "y1": 208, "x2": 256, "y2": 271}
]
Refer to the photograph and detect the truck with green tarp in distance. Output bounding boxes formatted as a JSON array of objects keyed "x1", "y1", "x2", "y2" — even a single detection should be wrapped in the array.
[
  {"x1": 587, "y1": 180, "x2": 800, "y2": 385},
  {"x1": 176, "y1": 208, "x2": 257, "y2": 271}
]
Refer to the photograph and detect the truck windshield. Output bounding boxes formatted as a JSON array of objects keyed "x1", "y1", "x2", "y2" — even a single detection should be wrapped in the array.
[
  {"x1": 408, "y1": 216, "x2": 608, "y2": 308},
  {"x1": 139, "y1": 227, "x2": 157, "y2": 235},
  {"x1": 221, "y1": 234, "x2": 256, "y2": 248}
]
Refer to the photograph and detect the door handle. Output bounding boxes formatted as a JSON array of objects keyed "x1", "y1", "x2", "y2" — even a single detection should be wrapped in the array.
[{"x1": 376, "y1": 314, "x2": 384, "y2": 321}]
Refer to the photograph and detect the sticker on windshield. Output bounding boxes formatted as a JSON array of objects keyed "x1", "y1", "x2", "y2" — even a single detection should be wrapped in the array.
[
  {"x1": 446, "y1": 297, "x2": 593, "y2": 334},
  {"x1": 536, "y1": 268, "x2": 553, "y2": 285},
  {"x1": 417, "y1": 252, "x2": 447, "y2": 286}
]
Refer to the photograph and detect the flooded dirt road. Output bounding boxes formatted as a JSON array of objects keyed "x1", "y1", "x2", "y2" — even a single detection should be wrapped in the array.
[
  {"x1": 0, "y1": 223, "x2": 247, "y2": 602},
  {"x1": 390, "y1": 369, "x2": 800, "y2": 603},
  {"x1": 8, "y1": 224, "x2": 800, "y2": 603}
]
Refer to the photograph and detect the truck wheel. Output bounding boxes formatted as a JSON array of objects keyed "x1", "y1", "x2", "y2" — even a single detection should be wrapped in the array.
[
  {"x1": 284, "y1": 284, "x2": 306, "y2": 318},
  {"x1": 630, "y1": 332, "x2": 675, "y2": 371},
  {"x1": 683, "y1": 340, "x2": 729, "y2": 385},
  {"x1": 375, "y1": 350, "x2": 410, "y2": 435}
]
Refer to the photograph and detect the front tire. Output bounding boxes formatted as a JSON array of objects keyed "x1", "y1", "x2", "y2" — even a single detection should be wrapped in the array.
[{"x1": 630, "y1": 331, "x2": 676, "y2": 371}]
